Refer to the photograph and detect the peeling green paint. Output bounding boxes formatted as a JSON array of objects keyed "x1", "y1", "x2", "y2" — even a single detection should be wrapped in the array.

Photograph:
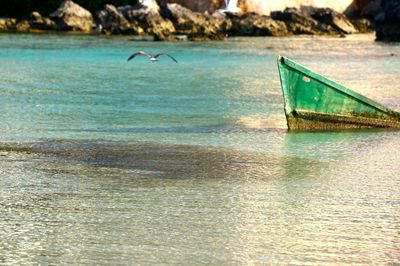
[{"x1": 277, "y1": 56, "x2": 400, "y2": 131}]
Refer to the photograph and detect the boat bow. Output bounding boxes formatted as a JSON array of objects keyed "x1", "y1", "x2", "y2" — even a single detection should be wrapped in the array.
[{"x1": 277, "y1": 56, "x2": 400, "y2": 131}]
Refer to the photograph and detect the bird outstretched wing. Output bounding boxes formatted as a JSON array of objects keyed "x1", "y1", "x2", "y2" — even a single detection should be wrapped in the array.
[
  {"x1": 127, "y1": 51, "x2": 152, "y2": 61},
  {"x1": 154, "y1": 53, "x2": 178, "y2": 63}
]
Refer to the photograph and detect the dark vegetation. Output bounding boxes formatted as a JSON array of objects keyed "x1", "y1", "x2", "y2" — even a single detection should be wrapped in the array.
[{"x1": 0, "y1": 0, "x2": 138, "y2": 18}]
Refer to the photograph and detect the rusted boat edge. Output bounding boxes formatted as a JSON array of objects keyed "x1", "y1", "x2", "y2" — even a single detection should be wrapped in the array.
[
  {"x1": 277, "y1": 56, "x2": 400, "y2": 131},
  {"x1": 288, "y1": 110, "x2": 400, "y2": 130}
]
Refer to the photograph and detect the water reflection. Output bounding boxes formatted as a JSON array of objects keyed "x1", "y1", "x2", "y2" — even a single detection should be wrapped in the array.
[
  {"x1": 0, "y1": 140, "x2": 323, "y2": 180},
  {"x1": 0, "y1": 139, "x2": 328, "y2": 265},
  {"x1": 1, "y1": 136, "x2": 400, "y2": 264}
]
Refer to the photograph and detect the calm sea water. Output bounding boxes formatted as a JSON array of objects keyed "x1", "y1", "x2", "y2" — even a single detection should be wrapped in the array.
[{"x1": 0, "y1": 33, "x2": 399, "y2": 265}]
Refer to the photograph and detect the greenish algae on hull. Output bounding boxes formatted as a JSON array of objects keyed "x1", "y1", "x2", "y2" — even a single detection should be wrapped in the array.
[{"x1": 277, "y1": 56, "x2": 400, "y2": 131}]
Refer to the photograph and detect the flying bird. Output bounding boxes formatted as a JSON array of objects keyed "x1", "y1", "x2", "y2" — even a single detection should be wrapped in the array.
[{"x1": 127, "y1": 51, "x2": 178, "y2": 63}]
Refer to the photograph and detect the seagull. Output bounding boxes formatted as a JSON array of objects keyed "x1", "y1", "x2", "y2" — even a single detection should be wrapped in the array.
[
  {"x1": 218, "y1": 0, "x2": 242, "y2": 14},
  {"x1": 127, "y1": 51, "x2": 178, "y2": 63}
]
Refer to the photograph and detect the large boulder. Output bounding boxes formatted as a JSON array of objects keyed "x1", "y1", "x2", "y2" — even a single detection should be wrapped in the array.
[
  {"x1": 382, "y1": 0, "x2": 400, "y2": 21},
  {"x1": 29, "y1": 11, "x2": 56, "y2": 31},
  {"x1": 345, "y1": 0, "x2": 383, "y2": 19},
  {"x1": 209, "y1": 12, "x2": 233, "y2": 35},
  {"x1": 343, "y1": 0, "x2": 400, "y2": 41},
  {"x1": 350, "y1": 18, "x2": 373, "y2": 32},
  {"x1": 271, "y1": 7, "x2": 328, "y2": 35},
  {"x1": 119, "y1": 4, "x2": 175, "y2": 40},
  {"x1": 304, "y1": 7, "x2": 358, "y2": 34},
  {"x1": 96, "y1": 4, "x2": 143, "y2": 35},
  {"x1": 228, "y1": 12, "x2": 289, "y2": 36},
  {"x1": 376, "y1": 23, "x2": 400, "y2": 41},
  {"x1": 96, "y1": 2, "x2": 175, "y2": 40},
  {"x1": 1, "y1": 12, "x2": 56, "y2": 33},
  {"x1": 272, "y1": 6, "x2": 361, "y2": 35},
  {"x1": 0, "y1": 18, "x2": 16, "y2": 31},
  {"x1": 1, "y1": 12, "x2": 57, "y2": 33},
  {"x1": 15, "y1": 20, "x2": 31, "y2": 32},
  {"x1": 50, "y1": 0, "x2": 94, "y2": 32},
  {"x1": 144, "y1": 14, "x2": 176, "y2": 40},
  {"x1": 375, "y1": 0, "x2": 400, "y2": 41},
  {"x1": 165, "y1": 3, "x2": 225, "y2": 40},
  {"x1": 157, "y1": 0, "x2": 221, "y2": 13}
]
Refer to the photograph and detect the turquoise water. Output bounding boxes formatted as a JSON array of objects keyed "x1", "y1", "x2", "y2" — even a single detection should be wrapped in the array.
[{"x1": 0, "y1": 33, "x2": 400, "y2": 265}]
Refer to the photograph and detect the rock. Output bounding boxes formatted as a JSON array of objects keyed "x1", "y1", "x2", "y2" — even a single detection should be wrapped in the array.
[
  {"x1": 304, "y1": 7, "x2": 358, "y2": 34},
  {"x1": 157, "y1": 0, "x2": 221, "y2": 13},
  {"x1": 376, "y1": 23, "x2": 400, "y2": 41},
  {"x1": 271, "y1": 7, "x2": 327, "y2": 35},
  {"x1": 119, "y1": 4, "x2": 158, "y2": 19},
  {"x1": 375, "y1": 0, "x2": 400, "y2": 41},
  {"x1": 120, "y1": 4, "x2": 175, "y2": 40},
  {"x1": 96, "y1": 2, "x2": 175, "y2": 40},
  {"x1": 0, "y1": 20, "x2": 5, "y2": 31},
  {"x1": 0, "y1": 18, "x2": 16, "y2": 31},
  {"x1": 345, "y1": 0, "x2": 383, "y2": 19},
  {"x1": 165, "y1": 3, "x2": 225, "y2": 40},
  {"x1": 29, "y1": 11, "x2": 55, "y2": 30},
  {"x1": 16, "y1": 20, "x2": 31, "y2": 32},
  {"x1": 272, "y1": 6, "x2": 360, "y2": 35},
  {"x1": 343, "y1": 0, "x2": 400, "y2": 41},
  {"x1": 145, "y1": 14, "x2": 176, "y2": 40},
  {"x1": 118, "y1": 5, "x2": 172, "y2": 40},
  {"x1": 361, "y1": 0, "x2": 383, "y2": 17},
  {"x1": 350, "y1": 18, "x2": 373, "y2": 32},
  {"x1": 209, "y1": 12, "x2": 233, "y2": 35},
  {"x1": 50, "y1": 0, "x2": 94, "y2": 32},
  {"x1": 228, "y1": 12, "x2": 288, "y2": 36},
  {"x1": 211, "y1": 11, "x2": 233, "y2": 30},
  {"x1": 381, "y1": 0, "x2": 400, "y2": 21},
  {"x1": 96, "y1": 4, "x2": 143, "y2": 35}
]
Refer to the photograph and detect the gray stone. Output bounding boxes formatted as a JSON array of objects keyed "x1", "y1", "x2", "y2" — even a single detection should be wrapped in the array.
[
  {"x1": 350, "y1": 18, "x2": 373, "y2": 32},
  {"x1": 145, "y1": 14, "x2": 176, "y2": 40},
  {"x1": 16, "y1": 20, "x2": 31, "y2": 32},
  {"x1": 305, "y1": 7, "x2": 357, "y2": 34},
  {"x1": 271, "y1": 8, "x2": 326, "y2": 35},
  {"x1": 228, "y1": 13, "x2": 289, "y2": 36},
  {"x1": 96, "y1": 4, "x2": 143, "y2": 35},
  {"x1": 344, "y1": 0, "x2": 383, "y2": 19},
  {"x1": 119, "y1": 4, "x2": 176, "y2": 40},
  {"x1": 272, "y1": 7, "x2": 359, "y2": 35},
  {"x1": 375, "y1": 0, "x2": 400, "y2": 41},
  {"x1": 0, "y1": 18, "x2": 16, "y2": 31},
  {"x1": 166, "y1": 3, "x2": 225, "y2": 40},
  {"x1": 29, "y1": 11, "x2": 56, "y2": 30},
  {"x1": 50, "y1": 0, "x2": 94, "y2": 32}
]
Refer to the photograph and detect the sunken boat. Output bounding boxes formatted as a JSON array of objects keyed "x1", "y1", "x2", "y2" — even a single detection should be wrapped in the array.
[{"x1": 277, "y1": 56, "x2": 400, "y2": 131}]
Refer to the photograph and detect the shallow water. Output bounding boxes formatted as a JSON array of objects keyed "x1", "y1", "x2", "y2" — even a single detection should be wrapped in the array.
[{"x1": 0, "y1": 33, "x2": 400, "y2": 265}]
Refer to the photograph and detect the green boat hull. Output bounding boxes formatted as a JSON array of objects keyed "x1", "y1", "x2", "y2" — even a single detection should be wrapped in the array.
[{"x1": 277, "y1": 56, "x2": 400, "y2": 131}]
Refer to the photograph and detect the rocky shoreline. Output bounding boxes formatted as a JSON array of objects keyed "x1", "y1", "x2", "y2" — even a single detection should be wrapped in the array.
[{"x1": 0, "y1": 0, "x2": 398, "y2": 41}]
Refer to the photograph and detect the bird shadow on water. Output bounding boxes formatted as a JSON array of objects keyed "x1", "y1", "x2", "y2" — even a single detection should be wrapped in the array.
[
  {"x1": 0, "y1": 139, "x2": 327, "y2": 182},
  {"x1": 54, "y1": 123, "x2": 284, "y2": 134}
]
